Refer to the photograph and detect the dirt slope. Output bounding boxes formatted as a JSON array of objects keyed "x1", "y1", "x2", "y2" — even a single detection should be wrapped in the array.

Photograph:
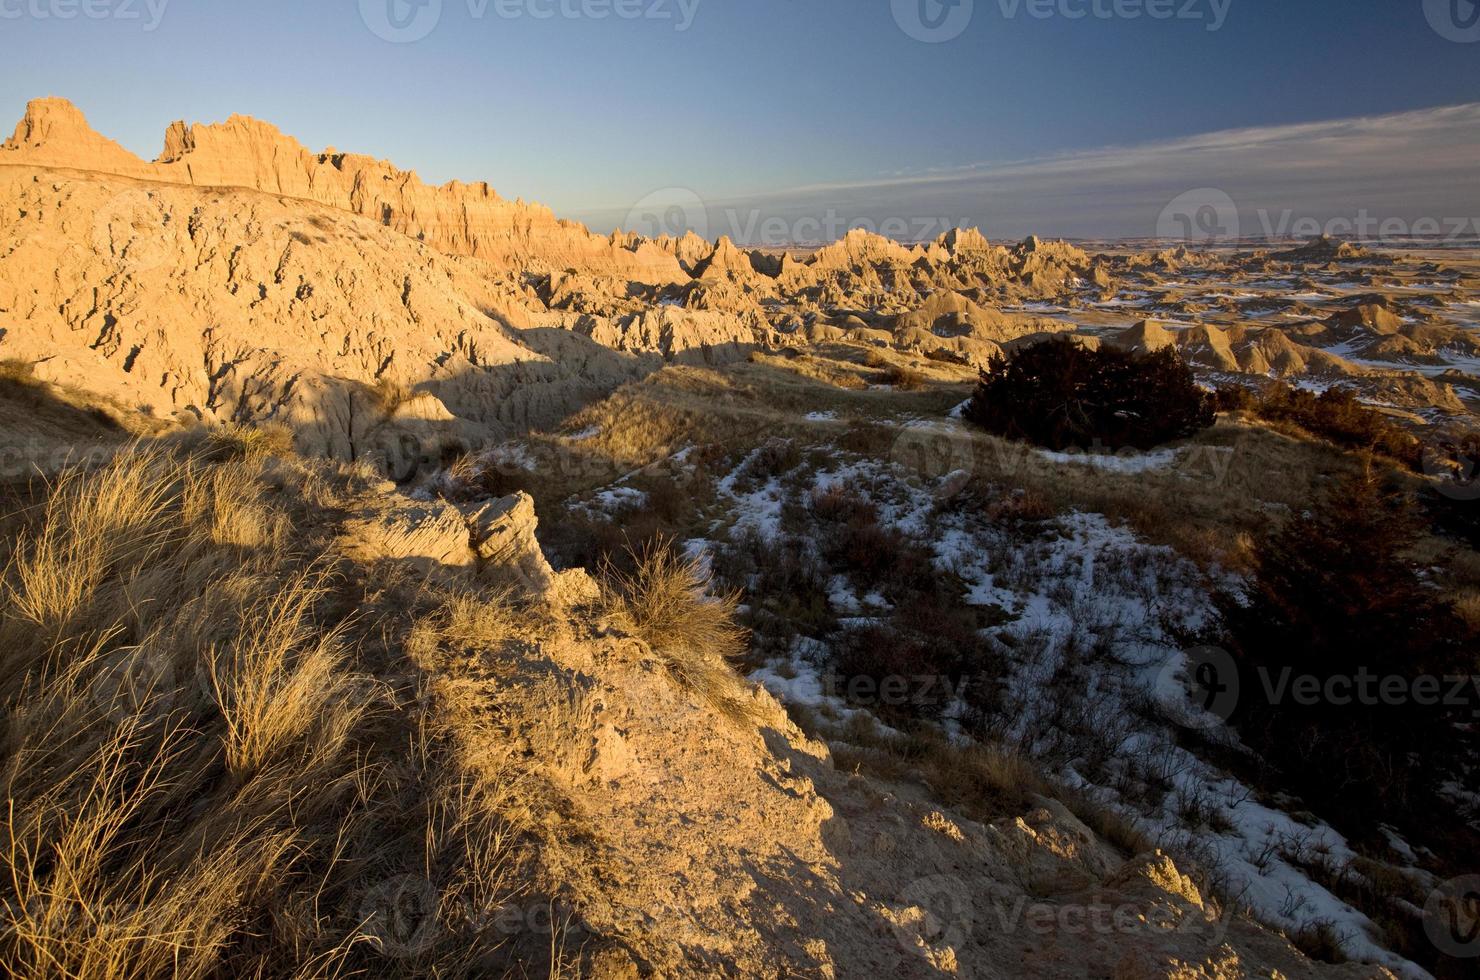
[{"x1": 362, "y1": 484, "x2": 1399, "y2": 978}]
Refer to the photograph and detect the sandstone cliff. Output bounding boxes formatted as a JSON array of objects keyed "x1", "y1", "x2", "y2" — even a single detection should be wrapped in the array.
[{"x1": 3, "y1": 97, "x2": 687, "y2": 282}]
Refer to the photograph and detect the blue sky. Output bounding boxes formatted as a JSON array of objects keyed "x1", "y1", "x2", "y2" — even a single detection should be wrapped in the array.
[{"x1": 2, "y1": 0, "x2": 1477, "y2": 239}]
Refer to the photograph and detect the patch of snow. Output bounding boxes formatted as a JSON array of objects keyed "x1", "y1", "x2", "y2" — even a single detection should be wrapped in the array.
[
  {"x1": 1035, "y1": 446, "x2": 1179, "y2": 473},
  {"x1": 584, "y1": 486, "x2": 649, "y2": 515},
  {"x1": 482, "y1": 442, "x2": 538, "y2": 473},
  {"x1": 716, "y1": 446, "x2": 789, "y2": 541}
]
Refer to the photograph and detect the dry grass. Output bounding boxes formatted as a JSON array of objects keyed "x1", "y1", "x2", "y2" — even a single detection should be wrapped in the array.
[
  {"x1": 0, "y1": 445, "x2": 567, "y2": 978},
  {"x1": 602, "y1": 538, "x2": 757, "y2": 723},
  {"x1": 0, "y1": 447, "x2": 360, "y2": 977},
  {"x1": 404, "y1": 588, "x2": 530, "y2": 668},
  {"x1": 202, "y1": 421, "x2": 297, "y2": 462},
  {"x1": 749, "y1": 350, "x2": 869, "y2": 390},
  {"x1": 864, "y1": 349, "x2": 930, "y2": 390},
  {"x1": 548, "y1": 349, "x2": 1357, "y2": 575},
  {"x1": 826, "y1": 721, "x2": 1050, "y2": 819}
]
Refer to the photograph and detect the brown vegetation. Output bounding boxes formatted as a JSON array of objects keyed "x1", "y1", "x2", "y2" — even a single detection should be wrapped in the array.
[
  {"x1": 601, "y1": 539, "x2": 757, "y2": 724},
  {"x1": 0, "y1": 445, "x2": 567, "y2": 977}
]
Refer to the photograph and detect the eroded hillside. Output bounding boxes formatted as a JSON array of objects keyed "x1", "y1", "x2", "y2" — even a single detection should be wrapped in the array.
[{"x1": 3, "y1": 98, "x2": 1478, "y2": 979}]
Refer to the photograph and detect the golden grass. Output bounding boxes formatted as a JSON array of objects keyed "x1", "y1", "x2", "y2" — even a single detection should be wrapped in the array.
[
  {"x1": 202, "y1": 421, "x2": 296, "y2": 462},
  {"x1": 602, "y1": 538, "x2": 758, "y2": 723},
  {"x1": 0, "y1": 446, "x2": 561, "y2": 977},
  {"x1": 0, "y1": 448, "x2": 352, "y2": 977}
]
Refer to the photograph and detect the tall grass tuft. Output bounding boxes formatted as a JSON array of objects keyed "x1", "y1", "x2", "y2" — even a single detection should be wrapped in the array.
[{"x1": 602, "y1": 538, "x2": 757, "y2": 723}]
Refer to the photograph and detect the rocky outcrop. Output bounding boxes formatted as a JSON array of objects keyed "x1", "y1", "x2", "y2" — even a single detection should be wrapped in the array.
[
  {"x1": 339, "y1": 485, "x2": 601, "y2": 607},
  {"x1": 1326, "y1": 302, "x2": 1403, "y2": 337},
  {"x1": 576, "y1": 306, "x2": 764, "y2": 362},
  {"x1": 1110, "y1": 319, "x2": 1178, "y2": 353},
  {"x1": 891, "y1": 291, "x2": 1072, "y2": 366},
  {"x1": 692, "y1": 235, "x2": 766, "y2": 284},
  {"x1": 2, "y1": 98, "x2": 686, "y2": 282},
  {"x1": 1173, "y1": 324, "x2": 1240, "y2": 373},
  {"x1": 464, "y1": 491, "x2": 556, "y2": 593},
  {"x1": 0, "y1": 166, "x2": 651, "y2": 465}
]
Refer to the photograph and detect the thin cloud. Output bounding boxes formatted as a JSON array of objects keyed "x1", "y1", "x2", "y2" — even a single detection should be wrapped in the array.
[{"x1": 578, "y1": 103, "x2": 1480, "y2": 242}]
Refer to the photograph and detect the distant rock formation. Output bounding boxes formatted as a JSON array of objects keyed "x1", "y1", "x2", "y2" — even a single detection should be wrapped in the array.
[
  {"x1": 1273, "y1": 235, "x2": 1374, "y2": 263},
  {"x1": 2, "y1": 97, "x2": 686, "y2": 282}
]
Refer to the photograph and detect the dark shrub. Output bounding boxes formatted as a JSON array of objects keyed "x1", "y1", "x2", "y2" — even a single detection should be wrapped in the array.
[
  {"x1": 1222, "y1": 471, "x2": 1474, "y2": 821},
  {"x1": 1240, "y1": 383, "x2": 1420, "y2": 467},
  {"x1": 831, "y1": 591, "x2": 990, "y2": 723},
  {"x1": 884, "y1": 365, "x2": 929, "y2": 390},
  {"x1": 965, "y1": 338, "x2": 1213, "y2": 450},
  {"x1": 1420, "y1": 431, "x2": 1480, "y2": 549},
  {"x1": 806, "y1": 488, "x2": 937, "y2": 598},
  {"x1": 731, "y1": 438, "x2": 802, "y2": 493},
  {"x1": 1211, "y1": 384, "x2": 1257, "y2": 414},
  {"x1": 713, "y1": 530, "x2": 837, "y2": 657}
]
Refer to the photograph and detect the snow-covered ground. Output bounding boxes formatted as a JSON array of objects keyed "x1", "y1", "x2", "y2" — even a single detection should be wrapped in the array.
[{"x1": 697, "y1": 445, "x2": 1433, "y2": 977}]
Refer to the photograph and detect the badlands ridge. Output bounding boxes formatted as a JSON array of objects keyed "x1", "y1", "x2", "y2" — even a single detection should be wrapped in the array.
[{"x1": 7, "y1": 96, "x2": 1473, "y2": 477}]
